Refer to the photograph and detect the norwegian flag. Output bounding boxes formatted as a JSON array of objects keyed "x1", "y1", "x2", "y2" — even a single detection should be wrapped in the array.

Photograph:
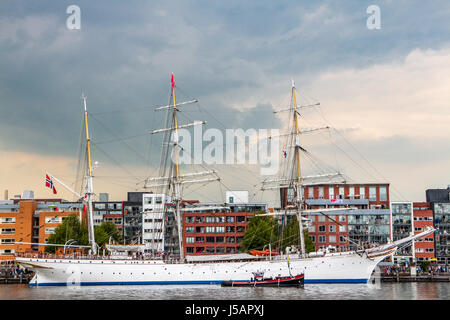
[{"x1": 45, "y1": 174, "x2": 57, "y2": 194}]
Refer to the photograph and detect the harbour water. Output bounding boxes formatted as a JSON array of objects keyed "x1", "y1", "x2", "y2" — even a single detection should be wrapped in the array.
[{"x1": 0, "y1": 282, "x2": 448, "y2": 300}]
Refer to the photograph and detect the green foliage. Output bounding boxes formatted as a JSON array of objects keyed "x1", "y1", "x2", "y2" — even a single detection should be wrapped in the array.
[
  {"x1": 45, "y1": 214, "x2": 88, "y2": 253},
  {"x1": 241, "y1": 212, "x2": 314, "y2": 254},
  {"x1": 99, "y1": 221, "x2": 123, "y2": 243},
  {"x1": 45, "y1": 214, "x2": 122, "y2": 253},
  {"x1": 281, "y1": 215, "x2": 315, "y2": 253},
  {"x1": 240, "y1": 212, "x2": 278, "y2": 252}
]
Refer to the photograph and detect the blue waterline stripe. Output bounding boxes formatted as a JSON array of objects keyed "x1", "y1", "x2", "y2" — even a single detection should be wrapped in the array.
[{"x1": 29, "y1": 279, "x2": 368, "y2": 287}]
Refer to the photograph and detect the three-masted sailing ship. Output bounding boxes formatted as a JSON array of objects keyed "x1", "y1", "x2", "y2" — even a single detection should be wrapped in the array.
[{"x1": 15, "y1": 75, "x2": 435, "y2": 286}]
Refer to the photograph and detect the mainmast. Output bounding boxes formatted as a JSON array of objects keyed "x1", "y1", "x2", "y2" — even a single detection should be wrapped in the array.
[
  {"x1": 291, "y1": 80, "x2": 306, "y2": 258},
  {"x1": 83, "y1": 95, "x2": 97, "y2": 255},
  {"x1": 262, "y1": 80, "x2": 342, "y2": 258},
  {"x1": 146, "y1": 74, "x2": 219, "y2": 261}
]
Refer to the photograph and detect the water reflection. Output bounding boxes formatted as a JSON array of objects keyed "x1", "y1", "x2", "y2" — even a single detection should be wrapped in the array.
[{"x1": 0, "y1": 283, "x2": 448, "y2": 300}]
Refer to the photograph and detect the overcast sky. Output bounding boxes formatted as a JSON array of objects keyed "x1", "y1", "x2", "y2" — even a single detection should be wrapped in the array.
[{"x1": 1, "y1": 1, "x2": 450, "y2": 205}]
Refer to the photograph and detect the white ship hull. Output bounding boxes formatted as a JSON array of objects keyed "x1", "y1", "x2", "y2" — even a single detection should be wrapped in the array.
[{"x1": 16, "y1": 250, "x2": 392, "y2": 287}]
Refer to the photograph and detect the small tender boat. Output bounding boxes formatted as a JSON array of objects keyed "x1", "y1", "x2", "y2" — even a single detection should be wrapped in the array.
[{"x1": 221, "y1": 271, "x2": 304, "y2": 287}]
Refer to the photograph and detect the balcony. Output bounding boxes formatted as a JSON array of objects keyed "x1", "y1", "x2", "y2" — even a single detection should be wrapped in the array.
[{"x1": 306, "y1": 199, "x2": 369, "y2": 206}]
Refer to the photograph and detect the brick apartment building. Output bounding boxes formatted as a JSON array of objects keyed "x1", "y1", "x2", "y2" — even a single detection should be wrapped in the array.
[
  {"x1": 281, "y1": 183, "x2": 390, "y2": 252},
  {"x1": 0, "y1": 199, "x2": 82, "y2": 260}
]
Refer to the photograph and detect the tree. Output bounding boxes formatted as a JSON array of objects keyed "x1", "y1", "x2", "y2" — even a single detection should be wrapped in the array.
[
  {"x1": 45, "y1": 214, "x2": 88, "y2": 253},
  {"x1": 281, "y1": 215, "x2": 315, "y2": 253},
  {"x1": 240, "y1": 212, "x2": 279, "y2": 253},
  {"x1": 240, "y1": 212, "x2": 315, "y2": 255},
  {"x1": 45, "y1": 214, "x2": 122, "y2": 254},
  {"x1": 99, "y1": 221, "x2": 122, "y2": 243}
]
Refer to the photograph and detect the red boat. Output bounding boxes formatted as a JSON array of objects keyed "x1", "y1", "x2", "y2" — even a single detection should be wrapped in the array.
[{"x1": 221, "y1": 272, "x2": 304, "y2": 287}]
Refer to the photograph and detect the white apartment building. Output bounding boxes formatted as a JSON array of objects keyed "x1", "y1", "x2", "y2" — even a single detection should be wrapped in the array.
[{"x1": 142, "y1": 193, "x2": 170, "y2": 253}]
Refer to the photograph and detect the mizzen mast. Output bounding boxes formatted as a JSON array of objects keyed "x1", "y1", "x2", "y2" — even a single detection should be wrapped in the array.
[{"x1": 83, "y1": 95, "x2": 97, "y2": 255}]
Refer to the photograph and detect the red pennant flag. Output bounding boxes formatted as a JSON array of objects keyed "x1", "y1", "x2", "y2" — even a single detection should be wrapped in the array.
[
  {"x1": 82, "y1": 194, "x2": 88, "y2": 213},
  {"x1": 45, "y1": 174, "x2": 57, "y2": 194},
  {"x1": 171, "y1": 73, "x2": 175, "y2": 89}
]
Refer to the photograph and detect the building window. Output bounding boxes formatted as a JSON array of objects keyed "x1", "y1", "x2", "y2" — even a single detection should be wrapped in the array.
[
  {"x1": 318, "y1": 186, "x2": 324, "y2": 199},
  {"x1": 216, "y1": 226, "x2": 225, "y2": 233},
  {"x1": 359, "y1": 186, "x2": 366, "y2": 199},
  {"x1": 338, "y1": 186, "x2": 344, "y2": 199},
  {"x1": 195, "y1": 247, "x2": 204, "y2": 254},
  {"x1": 308, "y1": 187, "x2": 314, "y2": 199},
  {"x1": 186, "y1": 247, "x2": 194, "y2": 253},
  {"x1": 339, "y1": 236, "x2": 346, "y2": 243},
  {"x1": 1, "y1": 238, "x2": 15, "y2": 244},
  {"x1": 236, "y1": 216, "x2": 246, "y2": 223},
  {"x1": 195, "y1": 237, "x2": 204, "y2": 243},
  {"x1": 195, "y1": 227, "x2": 205, "y2": 233},
  {"x1": 143, "y1": 197, "x2": 152, "y2": 205},
  {"x1": 226, "y1": 236, "x2": 235, "y2": 243},
  {"x1": 216, "y1": 247, "x2": 225, "y2": 254},
  {"x1": 186, "y1": 227, "x2": 195, "y2": 233},
  {"x1": 186, "y1": 237, "x2": 194, "y2": 244},
  {"x1": 329, "y1": 186, "x2": 335, "y2": 199},
  {"x1": 339, "y1": 225, "x2": 346, "y2": 232},
  {"x1": 206, "y1": 237, "x2": 215, "y2": 243},
  {"x1": 185, "y1": 216, "x2": 194, "y2": 223},
  {"x1": 309, "y1": 225, "x2": 315, "y2": 233},
  {"x1": 318, "y1": 225, "x2": 326, "y2": 232},
  {"x1": 45, "y1": 216, "x2": 62, "y2": 224},
  {"x1": 1, "y1": 218, "x2": 15, "y2": 224},
  {"x1": 216, "y1": 216, "x2": 225, "y2": 223},
  {"x1": 318, "y1": 235, "x2": 326, "y2": 243},
  {"x1": 339, "y1": 215, "x2": 346, "y2": 222},
  {"x1": 196, "y1": 216, "x2": 205, "y2": 223},
  {"x1": 379, "y1": 186, "x2": 387, "y2": 201},
  {"x1": 329, "y1": 235, "x2": 336, "y2": 243},
  {"x1": 349, "y1": 186, "x2": 355, "y2": 198},
  {"x1": 329, "y1": 225, "x2": 336, "y2": 233},
  {"x1": 205, "y1": 216, "x2": 215, "y2": 223},
  {"x1": 155, "y1": 197, "x2": 163, "y2": 204},
  {"x1": 226, "y1": 216, "x2": 235, "y2": 223},
  {"x1": 226, "y1": 247, "x2": 236, "y2": 254},
  {"x1": 287, "y1": 188, "x2": 294, "y2": 203},
  {"x1": 0, "y1": 228, "x2": 15, "y2": 235},
  {"x1": 226, "y1": 226, "x2": 235, "y2": 233},
  {"x1": 216, "y1": 236, "x2": 224, "y2": 243},
  {"x1": 309, "y1": 235, "x2": 315, "y2": 243},
  {"x1": 318, "y1": 215, "x2": 326, "y2": 222},
  {"x1": 206, "y1": 227, "x2": 215, "y2": 233},
  {"x1": 369, "y1": 187, "x2": 377, "y2": 201}
]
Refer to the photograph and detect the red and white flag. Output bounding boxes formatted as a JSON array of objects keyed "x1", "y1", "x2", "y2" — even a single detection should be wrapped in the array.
[{"x1": 45, "y1": 174, "x2": 57, "y2": 194}]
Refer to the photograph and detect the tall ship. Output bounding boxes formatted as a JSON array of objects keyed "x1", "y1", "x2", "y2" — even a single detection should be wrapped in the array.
[{"x1": 15, "y1": 75, "x2": 435, "y2": 286}]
